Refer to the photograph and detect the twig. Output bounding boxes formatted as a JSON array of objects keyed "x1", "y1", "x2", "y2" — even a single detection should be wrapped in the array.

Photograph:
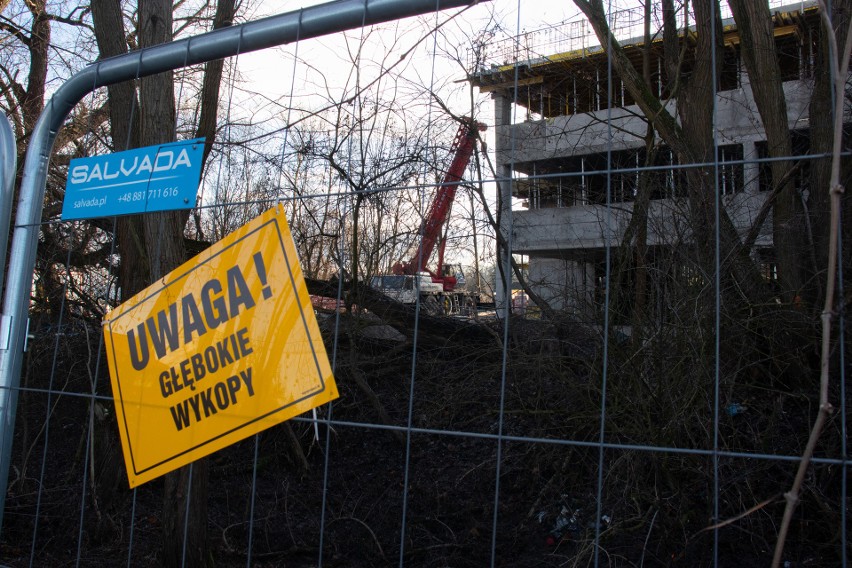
[
  {"x1": 83, "y1": 323, "x2": 101, "y2": 522},
  {"x1": 771, "y1": 1, "x2": 851, "y2": 565},
  {"x1": 692, "y1": 494, "x2": 780, "y2": 537},
  {"x1": 326, "y1": 516, "x2": 386, "y2": 561},
  {"x1": 640, "y1": 509, "x2": 657, "y2": 568}
]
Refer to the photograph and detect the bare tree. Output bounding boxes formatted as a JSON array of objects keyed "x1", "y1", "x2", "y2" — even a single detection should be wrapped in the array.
[
  {"x1": 0, "y1": 1, "x2": 95, "y2": 310},
  {"x1": 573, "y1": 0, "x2": 766, "y2": 307},
  {"x1": 90, "y1": 1, "x2": 238, "y2": 564}
]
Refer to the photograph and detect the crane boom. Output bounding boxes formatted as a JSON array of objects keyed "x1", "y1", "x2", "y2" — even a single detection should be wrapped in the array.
[{"x1": 392, "y1": 120, "x2": 486, "y2": 289}]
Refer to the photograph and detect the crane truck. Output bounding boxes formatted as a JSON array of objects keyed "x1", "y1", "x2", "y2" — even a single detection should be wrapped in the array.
[{"x1": 370, "y1": 120, "x2": 486, "y2": 316}]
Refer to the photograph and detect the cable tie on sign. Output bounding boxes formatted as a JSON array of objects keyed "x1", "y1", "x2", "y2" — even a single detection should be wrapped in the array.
[
  {"x1": 22, "y1": 318, "x2": 31, "y2": 352},
  {"x1": 312, "y1": 408, "x2": 320, "y2": 442}
]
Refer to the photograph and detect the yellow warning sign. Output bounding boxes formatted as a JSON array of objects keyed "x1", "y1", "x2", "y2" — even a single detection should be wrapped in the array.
[{"x1": 103, "y1": 205, "x2": 337, "y2": 487}]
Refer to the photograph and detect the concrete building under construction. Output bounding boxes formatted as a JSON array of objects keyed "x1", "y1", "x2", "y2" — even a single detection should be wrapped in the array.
[{"x1": 469, "y1": 1, "x2": 820, "y2": 318}]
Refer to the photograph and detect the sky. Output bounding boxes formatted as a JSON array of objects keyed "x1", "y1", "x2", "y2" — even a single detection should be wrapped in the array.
[
  {"x1": 195, "y1": 0, "x2": 591, "y2": 227},
  {"x1": 227, "y1": 0, "x2": 583, "y2": 124},
  {"x1": 193, "y1": 0, "x2": 587, "y2": 268}
]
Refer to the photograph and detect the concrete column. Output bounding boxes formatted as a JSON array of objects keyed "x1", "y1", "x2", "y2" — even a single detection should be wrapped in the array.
[
  {"x1": 742, "y1": 139, "x2": 760, "y2": 194},
  {"x1": 492, "y1": 91, "x2": 514, "y2": 314}
]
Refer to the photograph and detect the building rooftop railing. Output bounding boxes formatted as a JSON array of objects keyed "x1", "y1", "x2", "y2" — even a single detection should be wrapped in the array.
[{"x1": 468, "y1": 0, "x2": 809, "y2": 73}]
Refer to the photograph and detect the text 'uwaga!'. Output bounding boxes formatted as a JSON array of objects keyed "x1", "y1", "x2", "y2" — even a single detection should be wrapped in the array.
[
  {"x1": 103, "y1": 205, "x2": 338, "y2": 488},
  {"x1": 125, "y1": 252, "x2": 271, "y2": 430}
]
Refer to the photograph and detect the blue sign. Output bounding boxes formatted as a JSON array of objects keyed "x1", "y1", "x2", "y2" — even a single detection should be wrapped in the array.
[{"x1": 62, "y1": 138, "x2": 205, "y2": 220}]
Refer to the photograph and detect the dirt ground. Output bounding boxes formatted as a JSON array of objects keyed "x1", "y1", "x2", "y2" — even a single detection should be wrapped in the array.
[{"x1": 0, "y1": 311, "x2": 847, "y2": 567}]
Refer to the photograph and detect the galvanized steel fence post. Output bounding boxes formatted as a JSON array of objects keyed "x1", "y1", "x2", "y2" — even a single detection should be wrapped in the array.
[{"x1": 0, "y1": 114, "x2": 16, "y2": 301}]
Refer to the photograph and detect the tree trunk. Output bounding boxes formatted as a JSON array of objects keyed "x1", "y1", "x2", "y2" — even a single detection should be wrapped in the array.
[
  {"x1": 22, "y1": 0, "x2": 49, "y2": 140},
  {"x1": 807, "y1": 0, "x2": 852, "y2": 309},
  {"x1": 727, "y1": 0, "x2": 802, "y2": 302},
  {"x1": 136, "y1": 0, "x2": 209, "y2": 565},
  {"x1": 196, "y1": 0, "x2": 236, "y2": 173},
  {"x1": 91, "y1": 0, "x2": 149, "y2": 298},
  {"x1": 573, "y1": 0, "x2": 765, "y2": 305},
  {"x1": 629, "y1": 0, "x2": 655, "y2": 335}
]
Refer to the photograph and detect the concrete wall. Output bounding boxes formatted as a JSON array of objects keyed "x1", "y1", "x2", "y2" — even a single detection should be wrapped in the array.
[
  {"x1": 527, "y1": 257, "x2": 595, "y2": 316},
  {"x1": 491, "y1": 74, "x2": 813, "y2": 315},
  {"x1": 496, "y1": 79, "x2": 814, "y2": 165},
  {"x1": 495, "y1": 104, "x2": 653, "y2": 164},
  {"x1": 511, "y1": 192, "x2": 772, "y2": 254}
]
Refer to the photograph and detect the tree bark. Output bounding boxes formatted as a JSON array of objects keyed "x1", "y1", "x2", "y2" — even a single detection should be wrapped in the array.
[
  {"x1": 91, "y1": 0, "x2": 149, "y2": 298},
  {"x1": 728, "y1": 0, "x2": 802, "y2": 302},
  {"x1": 136, "y1": 0, "x2": 209, "y2": 565},
  {"x1": 196, "y1": 0, "x2": 236, "y2": 173},
  {"x1": 808, "y1": 0, "x2": 852, "y2": 308},
  {"x1": 22, "y1": 0, "x2": 49, "y2": 140},
  {"x1": 192, "y1": 0, "x2": 237, "y2": 240}
]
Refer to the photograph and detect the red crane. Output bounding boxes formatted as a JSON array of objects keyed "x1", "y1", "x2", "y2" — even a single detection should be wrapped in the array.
[{"x1": 392, "y1": 120, "x2": 486, "y2": 292}]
